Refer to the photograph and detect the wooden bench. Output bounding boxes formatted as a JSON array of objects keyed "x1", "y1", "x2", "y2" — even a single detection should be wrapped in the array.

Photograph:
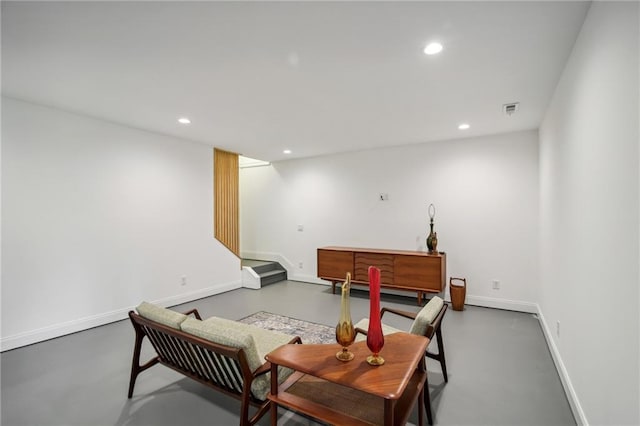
[{"x1": 127, "y1": 303, "x2": 301, "y2": 426}]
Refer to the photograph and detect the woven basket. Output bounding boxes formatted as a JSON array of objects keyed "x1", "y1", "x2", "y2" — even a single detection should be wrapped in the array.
[{"x1": 449, "y1": 277, "x2": 467, "y2": 311}]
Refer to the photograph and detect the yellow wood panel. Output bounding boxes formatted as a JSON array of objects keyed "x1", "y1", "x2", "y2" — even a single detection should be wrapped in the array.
[{"x1": 214, "y1": 148, "x2": 239, "y2": 257}]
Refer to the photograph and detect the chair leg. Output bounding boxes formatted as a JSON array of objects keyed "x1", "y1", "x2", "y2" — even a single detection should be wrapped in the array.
[
  {"x1": 240, "y1": 387, "x2": 251, "y2": 426},
  {"x1": 424, "y1": 372, "x2": 433, "y2": 425},
  {"x1": 435, "y1": 326, "x2": 448, "y2": 383},
  {"x1": 127, "y1": 322, "x2": 159, "y2": 398},
  {"x1": 128, "y1": 329, "x2": 145, "y2": 398},
  {"x1": 426, "y1": 326, "x2": 448, "y2": 384}
]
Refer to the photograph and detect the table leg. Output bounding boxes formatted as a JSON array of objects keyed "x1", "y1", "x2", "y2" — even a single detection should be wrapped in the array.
[
  {"x1": 270, "y1": 364, "x2": 278, "y2": 425},
  {"x1": 417, "y1": 291, "x2": 423, "y2": 305},
  {"x1": 418, "y1": 387, "x2": 424, "y2": 426},
  {"x1": 332, "y1": 281, "x2": 336, "y2": 294},
  {"x1": 384, "y1": 399, "x2": 395, "y2": 425},
  {"x1": 424, "y1": 372, "x2": 433, "y2": 425}
]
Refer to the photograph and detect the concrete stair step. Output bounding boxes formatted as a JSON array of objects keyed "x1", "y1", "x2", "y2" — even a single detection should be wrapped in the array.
[
  {"x1": 258, "y1": 269, "x2": 285, "y2": 278},
  {"x1": 260, "y1": 270, "x2": 287, "y2": 286},
  {"x1": 242, "y1": 259, "x2": 288, "y2": 286},
  {"x1": 252, "y1": 263, "x2": 281, "y2": 274}
]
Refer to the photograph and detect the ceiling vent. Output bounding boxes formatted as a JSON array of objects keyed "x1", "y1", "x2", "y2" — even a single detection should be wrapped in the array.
[{"x1": 503, "y1": 102, "x2": 520, "y2": 116}]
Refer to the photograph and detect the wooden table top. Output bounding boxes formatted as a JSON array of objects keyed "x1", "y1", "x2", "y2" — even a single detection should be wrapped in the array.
[
  {"x1": 265, "y1": 332, "x2": 429, "y2": 400},
  {"x1": 319, "y1": 246, "x2": 445, "y2": 257}
]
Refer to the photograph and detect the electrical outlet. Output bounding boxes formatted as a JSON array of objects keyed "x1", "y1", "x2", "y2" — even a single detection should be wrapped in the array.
[
  {"x1": 181, "y1": 276, "x2": 187, "y2": 286},
  {"x1": 556, "y1": 321, "x2": 560, "y2": 338},
  {"x1": 297, "y1": 225, "x2": 304, "y2": 232},
  {"x1": 379, "y1": 193, "x2": 389, "y2": 201},
  {"x1": 492, "y1": 280, "x2": 500, "y2": 290},
  {"x1": 298, "y1": 262, "x2": 303, "y2": 269}
]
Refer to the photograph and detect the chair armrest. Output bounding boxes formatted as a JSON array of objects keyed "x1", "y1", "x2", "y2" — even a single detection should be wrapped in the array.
[
  {"x1": 380, "y1": 307, "x2": 417, "y2": 321},
  {"x1": 182, "y1": 308, "x2": 202, "y2": 320},
  {"x1": 355, "y1": 327, "x2": 368, "y2": 336},
  {"x1": 254, "y1": 337, "x2": 301, "y2": 376},
  {"x1": 253, "y1": 361, "x2": 272, "y2": 377}
]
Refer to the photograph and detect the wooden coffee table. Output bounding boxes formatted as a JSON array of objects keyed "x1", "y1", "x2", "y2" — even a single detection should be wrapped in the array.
[{"x1": 266, "y1": 332, "x2": 429, "y2": 426}]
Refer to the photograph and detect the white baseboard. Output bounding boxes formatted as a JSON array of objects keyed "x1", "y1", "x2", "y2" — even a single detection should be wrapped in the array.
[
  {"x1": 535, "y1": 306, "x2": 588, "y2": 425},
  {"x1": 289, "y1": 275, "x2": 540, "y2": 314},
  {"x1": 151, "y1": 280, "x2": 241, "y2": 308},
  {"x1": 0, "y1": 280, "x2": 241, "y2": 352},
  {"x1": 289, "y1": 274, "x2": 327, "y2": 285},
  {"x1": 436, "y1": 291, "x2": 587, "y2": 424},
  {"x1": 460, "y1": 294, "x2": 538, "y2": 313}
]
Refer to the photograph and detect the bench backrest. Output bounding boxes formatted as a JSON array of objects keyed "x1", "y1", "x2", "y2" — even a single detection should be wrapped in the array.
[{"x1": 129, "y1": 312, "x2": 254, "y2": 399}]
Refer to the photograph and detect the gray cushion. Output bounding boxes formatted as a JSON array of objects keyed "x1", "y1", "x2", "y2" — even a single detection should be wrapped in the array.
[
  {"x1": 136, "y1": 301, "x2": 187, "y2": 329},
  {"x1": 353, "y1": 296, "x2": 444, "y2": 341},
  {"x1": 409, "y1": 296, "x2": 444, "y2": 336},
  {"x1": 353, "y1": 318, "x2": 402, "y2": 342},
  {"x1": 180, "y1": 316, "x2": 295, "y2": 400},
  {"x1": 201, "y1": 317, "x2": 295, "y2": 363}
]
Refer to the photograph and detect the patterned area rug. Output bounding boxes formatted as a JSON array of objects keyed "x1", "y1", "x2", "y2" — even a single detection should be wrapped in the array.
[{"x1": 238, "y1": 311, "x2": 335, "y2": 344}]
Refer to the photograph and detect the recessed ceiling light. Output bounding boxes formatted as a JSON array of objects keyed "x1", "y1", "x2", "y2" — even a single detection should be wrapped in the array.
[
  {"x1": 178, "y1": 117, "x2": 191, "y2": 125},
  {"x1": 423, "y1": 42, "x2": 443, "y2": 55},
  {"x1": 283, "y1": 149, "x2": 292, "y2": 154},
  {"x1": 458, "y1": 123, "x2": 470, "y2": 130}
]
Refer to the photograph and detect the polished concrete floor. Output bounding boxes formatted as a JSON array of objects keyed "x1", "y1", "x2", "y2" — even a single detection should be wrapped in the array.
[{"x1": 1, "y1": 281, "x2": 575, "y2": 426}]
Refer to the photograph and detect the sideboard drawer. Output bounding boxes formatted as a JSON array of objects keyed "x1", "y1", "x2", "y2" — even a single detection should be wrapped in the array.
[
  {"x1": 354, "y1": 253, "x2": 394, "y2": 285},
  {"x1": 394, "y1": 255, "x2": 444, "y2": 291},
  {"x1": 317, "y1": 249, "x2": 353, "y2": 281}
]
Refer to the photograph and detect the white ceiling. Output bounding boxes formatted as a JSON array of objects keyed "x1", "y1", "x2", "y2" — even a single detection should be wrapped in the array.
[{"x1": 2, "y1": 1, "x2": 590, "y2": 162}]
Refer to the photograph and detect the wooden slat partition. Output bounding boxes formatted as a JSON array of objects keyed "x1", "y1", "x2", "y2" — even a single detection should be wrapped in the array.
[{"x1": 214, "y1": 148, "x2": 239, "y2": 256}]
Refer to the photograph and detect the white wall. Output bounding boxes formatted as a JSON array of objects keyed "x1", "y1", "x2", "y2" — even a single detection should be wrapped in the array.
[
  {"x1": 1, "y1": 97, "x2": 241, "y2": 350},
  {"x1": 241, "y1": 130, "x2": 539, "y2": 311},
  {"x1": 539, "y1": 2, "x2": 639, "y2": 425}
]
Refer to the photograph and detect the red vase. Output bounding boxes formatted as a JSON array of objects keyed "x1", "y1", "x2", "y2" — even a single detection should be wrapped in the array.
[{"x1": 366, "y1": 266, "x2": 385, "y2": 366}]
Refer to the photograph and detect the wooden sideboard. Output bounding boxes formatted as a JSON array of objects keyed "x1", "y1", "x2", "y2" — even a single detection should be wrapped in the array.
[{"x1": 317, "y1": 246, "x2": 446, "y2": 304}]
